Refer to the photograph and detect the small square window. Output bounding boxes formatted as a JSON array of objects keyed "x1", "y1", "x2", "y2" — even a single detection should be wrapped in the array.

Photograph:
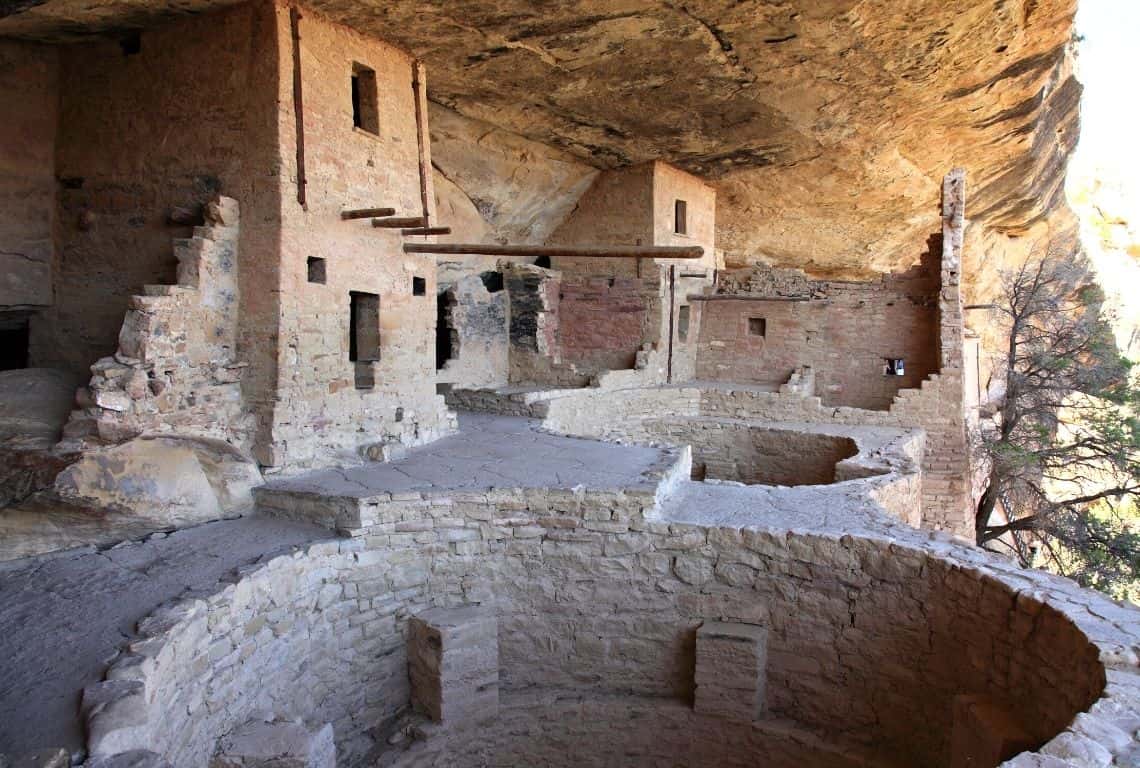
[
  {"x1": 885, "y1": 358, "x2": 906, "y2": 376},
  {"x1": 748, "y1": 317, "x2": 766, "y2": 337},
  {"x1": 351, "y1": 63, "x2": 379, "y2": 135},
  {"x1": 674, "y1": 199, "x2": 688, "y2": 235},
  {"x1": 412, "y1": 276, "x2": 426, "y2": 296},
  {"x1": 677, "y1": 305, "x2": 690, "y2": 342},
  {"x1": 307, "y1": 257, "x2": 326, "y2": 284}
]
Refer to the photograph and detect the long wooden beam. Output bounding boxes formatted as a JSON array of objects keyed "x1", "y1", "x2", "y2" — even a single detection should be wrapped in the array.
[
  {"x1": 373, "y1": 216, "x2": 428, "y2": 228},
  {"x1": 401, "y1": 227, "x2": 452, "y2": 236},
  {"x1": 402, "y1": 243, "x2": 705, "y2": 259},
  {"x1": 342, "y1": 207, "x2": 395, "y2": 220}
]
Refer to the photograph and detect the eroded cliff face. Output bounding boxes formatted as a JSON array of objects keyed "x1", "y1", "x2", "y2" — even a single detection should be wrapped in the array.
[{"x1": 1, "y1": 0, "x2": 1080, "y2": 288}]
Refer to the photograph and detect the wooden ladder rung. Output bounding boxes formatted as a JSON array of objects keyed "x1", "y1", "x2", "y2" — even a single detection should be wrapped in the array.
[
  {"x1": 372, "y1": 216, "x2": 428, "y2": 228},
  {"x1": 401, "y1": 227, "x2": 452, "y2": 236},
  {"x1": 341, "y1": 207, "x2": 396, "y2": 220}
]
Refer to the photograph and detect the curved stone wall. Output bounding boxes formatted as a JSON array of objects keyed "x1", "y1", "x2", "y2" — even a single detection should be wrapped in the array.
[{"x1": 87, "y1": 481, "x2": 1139, "y2": 767}]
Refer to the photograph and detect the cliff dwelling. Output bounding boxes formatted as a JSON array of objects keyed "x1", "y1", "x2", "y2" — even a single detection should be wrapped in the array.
[{"x1": 1, "y1": 2, "x2": 1138, "y2": 768}]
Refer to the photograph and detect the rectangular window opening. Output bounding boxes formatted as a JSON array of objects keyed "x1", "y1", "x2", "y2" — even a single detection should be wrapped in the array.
[
  {"x1": 351, "y1": 63, "x2": 379, "y2": 134},
  {"x1": 674, "y1": 199, "x2": 688, "y2": 235},
  {"x1": 307, "y1": 257, "x2": 326, "y2": 284},
  {"x1": 677, "y1": 305, "x2": 690, "y2": 342},
  {"x1": 412, "y1": 276, "x2": 426, "y2": 296},
  {"x1": 885, "y1": 358, "x2": 906, "y2": 376},
  {"x1": 350, "y1": 291, "x2": 380, "y2": 389},
  {"x1": 748, "y1": 317, "x2": 766, "y2": 337}
]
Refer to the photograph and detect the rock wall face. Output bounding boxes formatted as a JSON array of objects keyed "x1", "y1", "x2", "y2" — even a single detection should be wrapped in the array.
[
  {"x1": 0, "y1": 0, "x2": 1082, "y2": 295},
  {"x1": 0, "y1": 39, "x2": 56, "y2": 314}
]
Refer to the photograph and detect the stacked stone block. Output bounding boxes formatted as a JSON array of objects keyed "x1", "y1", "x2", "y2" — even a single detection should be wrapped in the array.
[
  {"x1": 61, "y1": 196, "x2": 254, "y2": 451},
  {"x1": 694, "y1": 621, "x2": 768, "y2": 722},
  {"x1": 408, "y1": 606, "x2": 499, "y2": 725}
]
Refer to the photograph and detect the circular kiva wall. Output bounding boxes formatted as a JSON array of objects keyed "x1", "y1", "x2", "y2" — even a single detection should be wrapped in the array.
[
  {"x1": 685, "y1": 424, "x2": 859, "y2": 485},
  {"x1": 87, "y1": 491, "x2": 1128, "y2": 767}
]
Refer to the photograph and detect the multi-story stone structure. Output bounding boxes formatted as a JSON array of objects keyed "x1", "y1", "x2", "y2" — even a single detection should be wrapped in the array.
[{"x1": 0, "y1": 2, "x2": 1135, "y2": 768}]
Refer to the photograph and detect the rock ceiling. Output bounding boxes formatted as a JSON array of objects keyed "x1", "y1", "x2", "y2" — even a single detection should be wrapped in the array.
[{"x1": 1, "y1": 0, "x2": 1080, "y2": 277}]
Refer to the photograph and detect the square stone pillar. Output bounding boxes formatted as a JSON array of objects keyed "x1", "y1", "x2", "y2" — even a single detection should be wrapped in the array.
[
  {"x1": 694, "y1": 621, "x2": 768, "y2": 721},
  {"x1": 950, "y1": 695, "x2": 1036, "y2": 768},
  {"x1": 408, "y1": 605, "x2": 499, "y2": 725}
]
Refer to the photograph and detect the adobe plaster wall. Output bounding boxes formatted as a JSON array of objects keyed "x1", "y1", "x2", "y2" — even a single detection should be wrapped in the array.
[
  {"x1": 0, "y1": 39, "x2": 57, "y2": 313},
  {"x1": 266, "y1": 3, "x2": 452, "y2": 468},
  {"x1": 34, "y1": 3, "x2": 282, "y2": 380}
]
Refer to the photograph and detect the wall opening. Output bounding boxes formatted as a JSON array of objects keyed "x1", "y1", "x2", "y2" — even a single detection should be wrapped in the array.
[
  {"x1": 413, "y1": 276, "x2": 426, "y2": 296},
  {"x1": 351, "y1": 63, "x2": 379, "y2": 135},
  {"x1": 119, "y1": 31, "x2": 141, "y2": 56},
  {"x1": 0, "y1": 316, "x2": 30, "y2": 370},
  {"x1": 350, "y1": 292, "x2": 380, "y2": 390},
  {"x1": 533, "y1": 256, "x2": 552, "y2": 269},
  {"x1": 307, "y1": 257, "x2": 327, "y2": 284},
  {"x1": 885, "y1": 358, "x2": 906, "y2": 376},
  {"x1": 678, "y1": 305, "x2": 690, "y2": 342},
  {"x1": 480, "y1": 271, "x2": 505, "y2": 293},
  {"x1": 674, "y1": 200, "x2": 688, "y2": 235},
  {"x1": 748, "y1": 317, "x2": 766, "y2": 337},
  {"x1": 436, "y1": 289, "x2": 459, "y2": 371}
]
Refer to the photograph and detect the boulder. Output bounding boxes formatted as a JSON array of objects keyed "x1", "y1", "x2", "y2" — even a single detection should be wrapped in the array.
[
  {"x1": 0, "y1": 368, "x2": 79, "y2": 448},
  {"x1": 52, "y1": 435, "x2": 261, "y2": 526},
  {"x1": 211, "y1": 719, "x2": 335, "y2": 768}
]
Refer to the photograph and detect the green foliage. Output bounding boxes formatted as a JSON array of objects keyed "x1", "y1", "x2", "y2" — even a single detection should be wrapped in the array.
[{"x1": 975, "y1": 253, "x2": 1140, "y2": 600}]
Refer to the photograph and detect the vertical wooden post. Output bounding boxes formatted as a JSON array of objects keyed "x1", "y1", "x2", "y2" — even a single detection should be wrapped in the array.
[
  {"x1": 666, "y1": 265, "x2": 676, "y2": 383},
  {"x1": 412, "y1": 60, "x2": 435, "y2": 223},
  {"x1": 290, "y1": 6, "x2": 307, "y2": 209}
]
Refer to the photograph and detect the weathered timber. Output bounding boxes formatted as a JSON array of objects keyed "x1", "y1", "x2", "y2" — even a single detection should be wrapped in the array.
[
  {"x1": 402, "y1": 243, "x2": 705, "y2": 259},
  {"x1": 342, "y1": 207, "x2": 396, "y2": 220},
  {"x1": 401, "y1": 227, "x2": 452, "y2": 236},
  {"x1": 373, "y1": 216, "x2": 428, "y2": 228}
]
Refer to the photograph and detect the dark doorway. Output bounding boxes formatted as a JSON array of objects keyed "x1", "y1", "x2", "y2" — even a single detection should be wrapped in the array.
[
  {"x1": 436, "y1": 289, "x2": 458, "y2": 370},
  {"x1": 0, "y1": 316, "x2": 30, "y2": 370}
]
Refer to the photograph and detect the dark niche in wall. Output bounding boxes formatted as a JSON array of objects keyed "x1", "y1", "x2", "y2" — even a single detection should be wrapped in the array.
[{"x1": 351, "y1": 63, "x2": 379, "y2": 135}]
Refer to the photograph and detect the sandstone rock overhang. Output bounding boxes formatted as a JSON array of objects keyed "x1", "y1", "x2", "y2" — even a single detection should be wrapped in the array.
[{"x1": 0, "y1": 0, "x2": 1080, "y2": 277}]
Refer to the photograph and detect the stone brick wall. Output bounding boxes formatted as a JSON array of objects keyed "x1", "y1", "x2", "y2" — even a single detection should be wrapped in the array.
[
  {"x1": 266, "y1": 3, "x2": 452, "y2": 468},
  {"x1": 638, "y1": 420, "x2": 862, "y2": 486},
  {"x1": 0, "y1": 39, "x2": 56, "y2": 313},
  {"x1": 33, "y1": 3, "x2": 282, "y2": 379},
  {"x1": 435, "y1": 271, "x2": 509, "y2": 389},
  {"x1": 87, "y1": 479, "x2": 1131, "y2": 768},
  {"x1": 557, "y1": 275, "x2": 660, "y2": 372},
  {"x1": 695, "y1": 252, "x2": 940, "y2": 410},
  {"x1": 63, "y1": 199, "x2": 254, "y2": 449}
]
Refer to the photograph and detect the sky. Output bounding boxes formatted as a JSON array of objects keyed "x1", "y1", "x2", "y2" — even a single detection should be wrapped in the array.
[
  {"x1": 1070, "y1": 0, "x2": 1140, "y2": 199},
  {"x1": 1067, "y1": 0, "x2": 1140, "y2": 356}
]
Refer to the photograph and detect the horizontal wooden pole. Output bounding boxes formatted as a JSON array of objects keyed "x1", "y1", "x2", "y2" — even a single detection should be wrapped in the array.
[
  {"x1": 341, "y1": 207, "x2": 395, "y2": 220},
  {"x1": 401, "y1": 227, "x2": 452, "y2": 236},
  {"x1": 402, "y1": 243, "x2": 705, "y2": 259},
  {"x1": 373, "y1": 216, "x2": 428, "y2": 228}
]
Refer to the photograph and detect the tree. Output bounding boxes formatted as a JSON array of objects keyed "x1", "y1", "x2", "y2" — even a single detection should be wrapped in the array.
[{"x1": 974, "y1": 254, "x2": 1140, "y2": 598}]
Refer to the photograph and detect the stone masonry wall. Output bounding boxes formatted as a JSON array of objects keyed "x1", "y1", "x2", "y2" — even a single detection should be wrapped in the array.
[
  {"x1": 35, "y1": 3, "x2": 282, "y2": 380},
  {"x1": 695, "y1": 251, "x2": 940, "y2": 410},
  {"x1": 435, "y1": 271, "x2": 509, "y2": 389},
  {"x1": 265, "y1": 3, "x2": 452, "y2": 468},
  {"x1": 90, "y1": 480, "x2": 1125, "y2": 768},
  {"x1": 62, "y1": 198, "x2": 254, "y2": 449},
  {"x1": 557, "y1": 275, "x2": 660, "y2": 372},
  {"x1": 0, "y1": 39, "x2": 57, "y2": 313}
]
